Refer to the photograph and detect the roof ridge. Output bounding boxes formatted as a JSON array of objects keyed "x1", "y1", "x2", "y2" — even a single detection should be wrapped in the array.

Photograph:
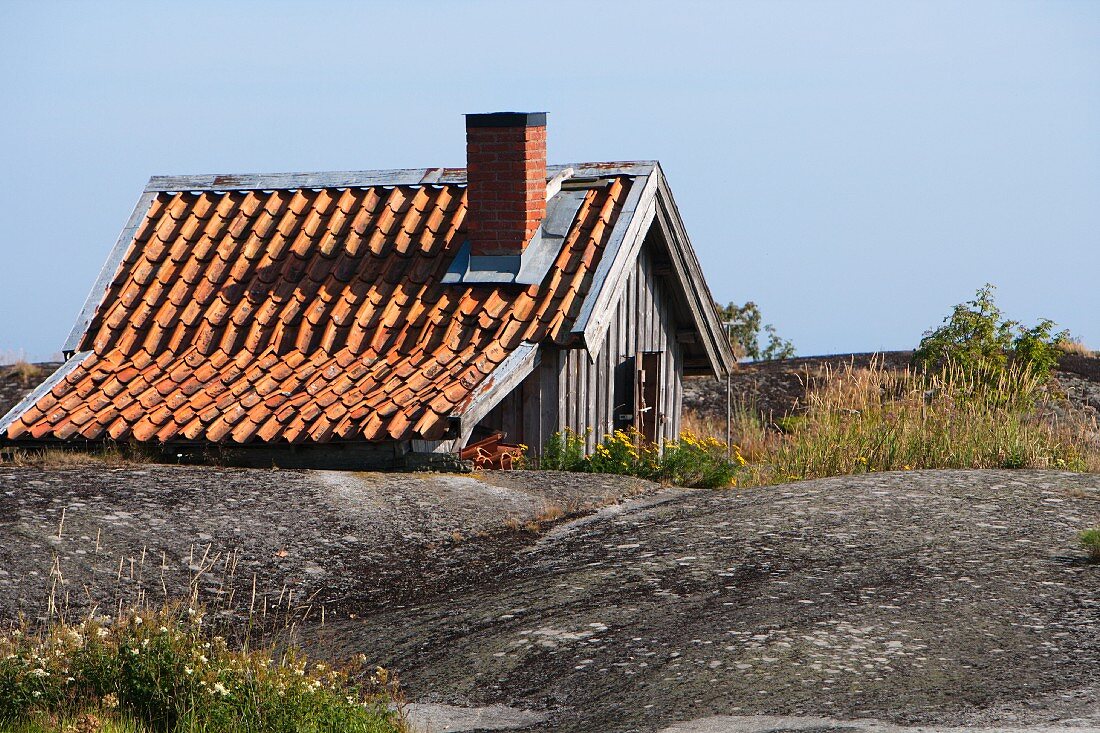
[{"x1": 144, "y1": 162, "x2": 658, "y2": 193}]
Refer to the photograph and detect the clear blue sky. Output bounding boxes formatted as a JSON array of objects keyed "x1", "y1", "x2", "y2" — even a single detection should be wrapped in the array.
[{"x1": 1, "y1": 0, "x2": 1097, "y2": 361}]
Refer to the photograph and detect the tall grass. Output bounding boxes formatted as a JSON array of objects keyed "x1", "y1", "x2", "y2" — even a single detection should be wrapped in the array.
[{"x1": 683, "y1": 359, "x2": 1100, "y2": 487}]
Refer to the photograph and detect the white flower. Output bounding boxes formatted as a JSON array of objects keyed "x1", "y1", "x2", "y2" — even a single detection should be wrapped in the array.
[
  {"x1": 184, "y1": 666, "x2": 193, "y2": 675},
  {"x1": 212, "y1": 682, "x2": 230, "y2": 697},
  {"x1": 198, "y1": 655, "x2": 207, "y2": 664},
  {"x1": 31, "y1": 691, "x2": 41, "y2": 698},
  {"x1": 187, "y1": 608, "x2": 196, "y2": 617},
  {"x1": 30, "y1": 668, "x2": 49, "y2": 678},
  {"x1": 97, "y1": 628, "x2": 109, "y2": 639},
  {"x1": 159, "y1": 626, "x2": 168, "y2": 634},
  {"x1": 66, "y1": 676, "x2": 75, "y2": 683},
  {"x1": 133, "y1": 617, "x2": 143, "y2": 626}
]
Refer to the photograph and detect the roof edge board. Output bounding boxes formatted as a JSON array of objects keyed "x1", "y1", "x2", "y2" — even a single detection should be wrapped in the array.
[
  {"x1": 0, "y1": 351, "x2": 93, "y2": 436},
  {"x1": 144, "y1": 162, "x2": 658, "y2": 193},
  {"x1": 572, "y1": 167, "x2": 661, "y2": 355},
  {"x1": 62, "y1": 191, "x2": 159, "y2": 354},
  {"x1": 453, "y1": 342, "x2": 540, "y2": 448}
]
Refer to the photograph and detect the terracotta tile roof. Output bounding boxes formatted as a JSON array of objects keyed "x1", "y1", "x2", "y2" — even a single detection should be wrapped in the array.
[{"x1": 6, "y1": 175, "x2": 632, "y2": 443}]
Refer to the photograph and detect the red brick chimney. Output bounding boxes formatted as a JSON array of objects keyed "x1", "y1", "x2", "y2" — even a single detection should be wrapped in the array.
[{"x1": 465, "y1": 112, "x2": 547, "y2": 258}]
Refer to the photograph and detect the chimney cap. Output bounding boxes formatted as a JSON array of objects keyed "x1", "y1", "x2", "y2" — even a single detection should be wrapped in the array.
[{"x1": 465, "y1": 111, "x2": 546, "y2": 129}]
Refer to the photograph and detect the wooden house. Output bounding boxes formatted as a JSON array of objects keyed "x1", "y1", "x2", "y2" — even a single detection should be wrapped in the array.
[{"x1": 0, "y1": 113, "x2": 734, "y2": 468}]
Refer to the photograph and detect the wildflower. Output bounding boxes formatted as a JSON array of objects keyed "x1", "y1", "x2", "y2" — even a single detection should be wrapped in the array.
[
  {"x1": 212, "y1": 681, "x2": 230, "y2": 697},
  {"x1": 66, "y1": 676, "x2": 75, "y2": 683},
  {"x1": 187, "y1": 608, "x2": 197, "y2": 617},
  {"x1": 30, "y1": 667, "x2": 49, "y2": 678},
  {"x1": 31, "y1": 691, "x2": 41, "y2": 698},
  {"x1": 97, "y1": 628, "x2": 109, "y2": 639},
  {"x1": 159, "y1": 626, "x2": 168, "y2": 634},
  {"x1": 133, "y1": 616, "x2": 143, "y2": 626}
]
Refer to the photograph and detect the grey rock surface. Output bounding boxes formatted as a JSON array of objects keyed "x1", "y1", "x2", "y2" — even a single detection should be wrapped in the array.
[
  {"x1": 303, "y1": 470, "x2": 1100, "y2": 732},
  {"x1": 2, "y1": 467, "x2": 1099, "y2": 732}
]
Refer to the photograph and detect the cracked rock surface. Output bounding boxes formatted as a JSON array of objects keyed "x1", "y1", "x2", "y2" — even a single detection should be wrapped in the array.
[
  {"x1": 1, "y1": 467, "x2": 1099, "y2": 732},
  {"x1": 305, "y1": 470, "x2": 1100, "y2": 732}
]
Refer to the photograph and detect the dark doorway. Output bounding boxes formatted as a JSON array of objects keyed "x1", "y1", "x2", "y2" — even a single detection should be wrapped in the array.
[{"x1": 636, "y1": 351, "x2": 661, "y2": 444}]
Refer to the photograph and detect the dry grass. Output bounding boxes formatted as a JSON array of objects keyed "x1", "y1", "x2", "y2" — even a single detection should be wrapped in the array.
[
  {"x1": 1059, "y1": 339, "x2": 1096, "y2": 358},
  {"x1": 2, "y1": 447, "x2": 130, "y2": 470},
  {"x1": 0, "y1": 444, "x2": 168, "y2": 470},
  {"x1": 6, "y1": 360, "x2": 45, "y2": 387},
  {"x1": 685, "y1": 359, "x2": 1100, "y2": 488}
]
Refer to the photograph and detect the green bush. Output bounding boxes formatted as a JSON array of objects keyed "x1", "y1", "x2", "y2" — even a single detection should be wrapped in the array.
[
  {"x1": 1080, "y1": 529, "x2": 1100, "y2": 562},
  {"x1": 915, "y1": 284, "x2": 1068, "y2": 382},
  {"x1": 0, "y1": 608, "x2": 403, "y2": 732},
  {"x1": 715, "y1": 301, "x2": 795, "y2": 361},
  {"x1": 539, "y1": 429, "x2": 744, "y2": 489}
]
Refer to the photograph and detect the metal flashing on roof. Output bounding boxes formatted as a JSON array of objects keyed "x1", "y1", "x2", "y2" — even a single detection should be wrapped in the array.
[
  {"x1": 442, "y1": 188, "x2": 588, "y2": 286},
  {"x1": 143, "y1": 162, "x2": 656, "y2": 194},
  {"x1": 571, "y1": 167, "x2": 660, "y2": 340},
  {"x1": 0, "y1": 352, "x2": 92, "y2": 436}
]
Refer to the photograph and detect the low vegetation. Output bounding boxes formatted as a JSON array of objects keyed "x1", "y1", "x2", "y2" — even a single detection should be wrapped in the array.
[
  {"x1": 540, "y1": 428, "x2": 743, "y2": 489},
  {"x1": 0, "y1": 607, "x2": 405, "y2": 733},
  {"x1": 1081, "y1": 529, "x2": 1100, "y2": 562}
]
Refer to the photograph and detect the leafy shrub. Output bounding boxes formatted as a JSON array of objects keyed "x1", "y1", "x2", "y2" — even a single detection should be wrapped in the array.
[
  {"x1": 1081, "y1": 529, "x2": 1100, "y2": 562},
  {"x1": 539, "y1": 429, "x2": 588, "y2": 471},
  {"x1": 915, "y1": 284, "x2": 1069, "y2": 381},
  {"x1": 715, "y1": 301, "x2": 795, "y2": 361},
  {"x1": 539, "y1": 429, "x2": 744, "y2": 489},
  {"x1": 0, "y1": 608, "x2": 404, "y2": 732}
]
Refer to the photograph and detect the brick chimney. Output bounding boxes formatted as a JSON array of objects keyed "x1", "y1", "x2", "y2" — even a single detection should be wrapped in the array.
[{"x1": 465, "y1": 112, "x2": 547, "y2": 258}]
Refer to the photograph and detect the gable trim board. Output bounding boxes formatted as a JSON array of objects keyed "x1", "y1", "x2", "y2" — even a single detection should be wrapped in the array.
[{"x1": 572, "y1": 164, "x2": 734, "y2": 378}]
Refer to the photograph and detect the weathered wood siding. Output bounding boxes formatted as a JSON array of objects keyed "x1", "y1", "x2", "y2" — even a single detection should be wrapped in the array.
[
  {"x1": 474, "y1": 238, "x2": 683, "y2": 454},
  {"x1": 556, "y1": 239, "x2": 683, "y2": 451}
]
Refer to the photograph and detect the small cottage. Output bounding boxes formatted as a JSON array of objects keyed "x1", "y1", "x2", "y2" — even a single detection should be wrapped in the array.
[{"x1": 1, "y1": 112, "x2": 734, "y2": 468}]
